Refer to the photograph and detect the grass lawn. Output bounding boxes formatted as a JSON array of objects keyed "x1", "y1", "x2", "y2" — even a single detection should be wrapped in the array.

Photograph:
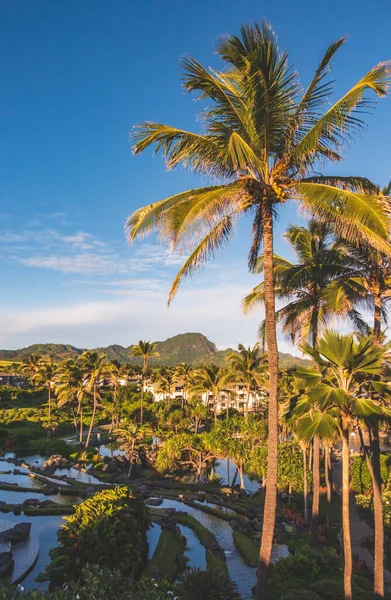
[
  {"x1": 143, "y1": 528, "x2": 186, "y2": 583},
  {"x1": 232, "y1": 530, "x2": 259, "y2": 567}
]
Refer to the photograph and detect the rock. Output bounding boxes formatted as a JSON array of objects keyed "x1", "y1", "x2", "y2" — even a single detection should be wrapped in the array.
[
  {"x1": 0, "y1": 552, "x2": 14, "y2": 577},
  {"x1": 146, "y1": 498, "x2": 163, "y2": 507},
  {"x1": 229, "y1": 519, "x2": 248, "y2": 533},
  {"x1": 0, "y1": 522, "x2": 31, "y2": 544},
  {"x1": 43, "y1": 455, "x2": 71, "y2": 470},
  {"x1": 203, "y1": 538, "x2": 220, "y2": 553},
  {"x1": 159, "y1": 517, "x2": 177, "y2": 531},
  {"x1": 43, "y1": 486, "x2": 58, "y2": 496},
  {"x1": 39, "y1": 500, "x2": 55, "y2": 508},
  {"x1": 13, "y1": 506, "x2": 22, "y2": 516},
  {"x1": 13, "y1": 469, "x2": 24, "y2": 476},
  {"x1": 0, "y1": 501, "x2": 6, "y2": 509},
  {"x1": 23, "y1": 498, "x2": 41, "y2": 507}
]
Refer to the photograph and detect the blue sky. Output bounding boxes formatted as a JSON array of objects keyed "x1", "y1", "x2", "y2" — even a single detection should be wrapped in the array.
[{"x1": 0, "y1": 0, "x2": 390, "y2": 351}]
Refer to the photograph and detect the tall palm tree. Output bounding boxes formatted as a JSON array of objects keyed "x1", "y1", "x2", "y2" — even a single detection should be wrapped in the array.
[
  {"x1": 174, "y1": 362, "x2": 193, "y2": 408},
  {"x1": 78, "y1": 351, "x2": 107, "y2": 449},
  {"x1": 226, "y1": 343, "x2": 267, "y2": 420},
  {"x1": 107, "y1": 359, "x2": 128, "y2": 432},
  {"x1": 131, "y1": 340, "x2": 159, "y2": 425},
  {"x1": 243, "y1": 220, "x2": 368, "y2": 347},
  {"x1": 125, "y1": 23, "x2": 391, "y2": 596},
  {"x1": 32, "y1": 357, "x2": 57, "y2": 430},
  {"x1": 299, "y1": 331, "x2": 389, "y2": 600},
  {"x1": 56, "y1": 360, "x2": 88, "y2": 443},
  {"x1": 190, "y1": 364, "x2": 225, "y2": 422}
]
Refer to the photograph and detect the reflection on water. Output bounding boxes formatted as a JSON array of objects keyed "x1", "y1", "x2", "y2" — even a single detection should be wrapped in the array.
[
  {"x1": 158, "y1": 499, "x2": 255, "y2": 598},
  {"x1": 99, "y1": 442, "x2": 125, "y2": 458},
  {"x1": 180, "y1": 524, "x2": 207, "y2": 571},
  {"x1": 214, "y1": 458, "x2": 260, "y2": 494},
  {"x1": 54, "y1": 468, "x2": 102, "y2": 485},
  {"x1": 0, "y1": 472, "x2": 46, "y2": 489},
  {"x1": 2, "y1": 512, "x2": 63, "y2": 591},
  {"x1": 147, "y1": 522, "x2": 161, "y2": 559}
]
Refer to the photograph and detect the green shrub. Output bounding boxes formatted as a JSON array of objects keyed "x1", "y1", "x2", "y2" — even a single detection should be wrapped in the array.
[
  {"x1": 178, "y1": 568, "x2": 241, "y2": 600},
  {"x1": 28, "y1": 438, "x2": 70, "y2": 457},
  {"x1": 350, "y1": 454, "x2": 389, "y2": 493},
  {"x1": 42, "y1": 487, "x2": 150, "y2": 587},
  {"x1": 281, "y1": 591, "x2": 321, "y2": 600}
]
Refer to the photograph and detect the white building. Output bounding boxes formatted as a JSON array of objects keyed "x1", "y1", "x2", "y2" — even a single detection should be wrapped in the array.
[{"x1": 144, "y1": 381, "x2": 267, "y2": 414}]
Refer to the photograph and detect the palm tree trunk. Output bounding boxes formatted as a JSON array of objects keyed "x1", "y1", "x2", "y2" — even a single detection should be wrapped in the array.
[
  {"x1": 79, "y1": 407, "x2": 83, "y2": 445},
  {"x1": 342, "y1": 427, "x2": 353, "y2": 600},
  {"x1": 256, "y1": 201, "x2": 279, "y2": 600},
  {"x1": 239, "y1": 466, "x2": 245, "y2": 490},
  {"x1": 372, "y1": 310, "x2": 385, "y2": 600},
  {"x1": 303, "y1": 446, "x2": 308, "y2": 525},
  {"x1": 246, "y1": 384, "x2": 251, "y2": 422},
  {"x1": 311, "y1": 435, "x2": 320, "y2": 547},
  {"x1": 140, "y1": 374, "x2": 144, "y2": 426},
  {"x1": 374, "y1": 293, "x2": 382, "y2": 341},
  {"x1": 325, "y1": 445, "x2": 332, "y2": 537},
  {"x1": 85, "y1": 385, "x2": 97, "y2": 449},
  {"x1": 48, "y1": 384, "x2": 51, "y2": 429},
  {"x1": 372, "y1": 423, "x2": 384, "y2": 599}
]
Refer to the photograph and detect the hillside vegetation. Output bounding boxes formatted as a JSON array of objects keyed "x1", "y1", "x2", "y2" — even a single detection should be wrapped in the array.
[{"x1": 0, "y1": 332, "x2": 311, "y2": 369}]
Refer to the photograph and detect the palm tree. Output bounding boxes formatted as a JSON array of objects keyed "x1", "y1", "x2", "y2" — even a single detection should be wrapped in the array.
[
  {"x1": 56, "y1": 360, "x2": 88, "y2": 443},
  {"x1": 115, "y1": 421, "x2": 152, "y2": 477},
  {"x1": 243, "y1": 220, "x2": 369, "y2": 347},
  {"x1": 299, "y1": 330, "x2": 389, "y2": 600},
  {"x1": 78, "y1": 351, "x2": 107, "y2": 449},
  {"x1": 125, "y1": 23, "x2": 391, "y2": 595},
  {"x1": 20, "y1": 353, "x2": 42, "y2": 385},
  {"x1": 32, "y1": 357, "x2": 57, "y2": 431},
  {"x1": 131, "y1": 341, "x2": 159, "y2": 425},
  {"x1": 190, "y1": 364, "x2": 225, "y2": 422},
  {"x1": 226, "y1": 343, "x2": 267, "y2": 420},
  {"x1": 174, "y1": 362, "x2": 193, "y2": 408},
  {"x1": 107, "y1": 360, "x2": 128, "y2": 432}
]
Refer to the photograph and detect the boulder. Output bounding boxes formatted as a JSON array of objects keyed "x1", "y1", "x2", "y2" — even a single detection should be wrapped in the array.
[
  {"x1": 146, "y1": 498, "x2": 163, "y2": 507},
  {"x1": 13, "y1": 506, "x2": 22, "y2": 516},
  {"x1": 0, "y1": 522, "x2": 31, "y2": 544},
  {"x1": 43, "y1": 455, "x2": 71, "y2": 470},
  {"x1": 0, "y1": 552, "x2": 14, "y2": 577},
  {"x1": 23, "y1": 498, "x2": 41, "y2": 507},
  {"x1": 159, "y1": 517, "x2": 178, "y2": 531},
  {"x1": 13, "y1": 469, "x2": 24, "y2": 476}
]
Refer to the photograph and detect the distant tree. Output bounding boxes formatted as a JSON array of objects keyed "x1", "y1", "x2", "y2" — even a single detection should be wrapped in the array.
[
  {"x1": 131, "y1": 341, "x2": 159, "y2": 425},
  {"x1": 116, "y1": 421, "x2": 152, "y2": 477},
  {"x1": 78, "y1": 351, "x2": 107, "y2": 448},
  {"x1": 32, "y1": 357, "x2": 58, "y2": 431},
  {"x1": 174, "y1": 363, "x2": 193, "y2": 408},
  {"x1": 226, "y1": 343, "x2": 267, "y2": 420}
]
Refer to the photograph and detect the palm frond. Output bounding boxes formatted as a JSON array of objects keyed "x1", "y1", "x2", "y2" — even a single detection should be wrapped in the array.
[
  {"x1": 168, "y1": 212, "x2": 238, "y2": 304},
  {"x1": 291, "y1": 61, "x2": 391, "y2": 167},
  {"x1": 295, "y1": 182, "x2": 391, "y2": 255}
]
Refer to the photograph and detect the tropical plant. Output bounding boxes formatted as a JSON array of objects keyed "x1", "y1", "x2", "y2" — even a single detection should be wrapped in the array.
[
  {"x1": 43, "y1": 487, "x2": 150, "y2": 587},
  {"x1": 131, "y1": 341, "x2": 159, "y2": 425},
  {"x1": 31, "y1": 357, "x2": 58, "y2": 430},
  {"x1": 174, "y1": 362, "x2": 193, "y2": 408},
  {"x1": 78, "y1": 351, "x2": 107, "y2": 448},
  {"x1": 20, "y1": 352, "x2": 42, "y2": 384},
  {"x1": 56, "y1": 359, "x2": 89, "y2": 443},
  {"x1": 190, "y1": 364, "x2": 226, "y2": 422},
  {"x1": 243, "y1": 220, "x2": 369, "y2": 347},
  {"x1": 298, "y1": 330, "x2": 390, "y2": 600},
  {"x1": 178, "y1": 568, "x2": 241, "y2": 600},
  {"x1": 126, "y1": 22, "x2": 391, "y2": 596},
  {"x1": 226, "y1": 343, "x2": 267, "y2": 420},
  {"x1": 186, "y1": 397, "x2": 211, "y2": 433},
  {"x1": 115, "y1": 421, "x2": 152, "y2": 476},
  {"x1": 155, "y1": 432, "x2": 216, "y2": 479}
]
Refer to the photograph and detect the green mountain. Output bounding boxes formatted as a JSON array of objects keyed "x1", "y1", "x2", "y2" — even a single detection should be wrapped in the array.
[{"x1": 0, "y1": 332, "x2": 311, "y2": 369}]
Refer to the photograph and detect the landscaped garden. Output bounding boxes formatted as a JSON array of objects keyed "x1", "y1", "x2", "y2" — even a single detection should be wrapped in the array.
[{"x1": 1, "y1": 16, "x2": 391, "y2": 600}]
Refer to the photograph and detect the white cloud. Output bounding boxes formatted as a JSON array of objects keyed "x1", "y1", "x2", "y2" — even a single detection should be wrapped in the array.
[{"x1": 0, "y1": 283, "x2": 266, "y2": 350}]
